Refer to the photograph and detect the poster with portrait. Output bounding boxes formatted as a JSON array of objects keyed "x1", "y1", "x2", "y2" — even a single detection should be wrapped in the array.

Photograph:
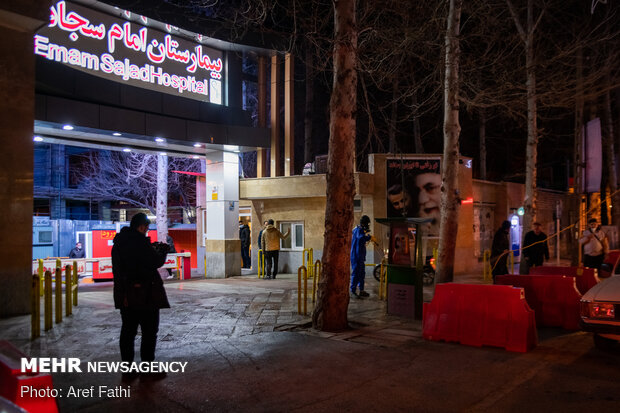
[{"x1": 386, "y1": 157, "x2": 441, "y2": 235}]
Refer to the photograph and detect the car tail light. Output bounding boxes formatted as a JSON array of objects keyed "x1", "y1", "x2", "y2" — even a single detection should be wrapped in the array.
[{"x1": 582, "y1": 302, "x2": 615, "y2": 319}]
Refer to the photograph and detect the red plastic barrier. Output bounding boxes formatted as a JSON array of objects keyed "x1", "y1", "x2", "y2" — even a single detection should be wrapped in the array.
[
  {"x1": 529, "y1": 266, "x2": 599, "y2": 294},
  {"x1": 0, "y1": 341, "x2": 58, "y2": 413},
  {"x1": 423, "y1": 284, "x2": 537, "y2": 352},
  {"x1": 495, "y1": 275, "x2": 581, "y2": 330}
]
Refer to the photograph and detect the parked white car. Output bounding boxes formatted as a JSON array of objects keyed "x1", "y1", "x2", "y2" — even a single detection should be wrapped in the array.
[{"x1": 580, "y1": 274, "x2": 620, "y2": 350}]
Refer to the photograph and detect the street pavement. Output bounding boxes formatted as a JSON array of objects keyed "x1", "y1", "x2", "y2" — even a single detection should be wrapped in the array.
[{"x1": 1, "y1": 268, "x2": 619, "y2": 412}]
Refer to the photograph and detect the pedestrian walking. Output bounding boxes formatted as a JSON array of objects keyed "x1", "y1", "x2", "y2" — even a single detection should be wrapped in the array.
[
  {"x1": 521, "y1": 222, "x2": 549, "y2": 274},
  {"x1": 580, "y1": 218, "x2": 608, "y2": 274},
  {"x1": 261, "y1": 219, "x2": 289, "y2": 279},
  {"x1": 112, "y1": 213, "x2": 170, "y2": 381},
  {"x1": 350, "y1": 215, "x2": 372, "y2": 298}
]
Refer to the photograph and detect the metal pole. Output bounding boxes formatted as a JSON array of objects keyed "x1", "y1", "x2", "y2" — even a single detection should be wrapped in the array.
[
  {"x1": 44, "y1": 271, "x2": 52, "y2": 331},
  {"x1": 65, "y1": 265, "x2": 72, "y2": 316},
  {"x1": 556, "y1": 201, "x2": 561, "y2": 265},
  {"x1": 55, "y1": 267, "x2": 62, "y2": 324},
  {"x1": 31, "y1": 274, "x2": 40, "y2": 340}
]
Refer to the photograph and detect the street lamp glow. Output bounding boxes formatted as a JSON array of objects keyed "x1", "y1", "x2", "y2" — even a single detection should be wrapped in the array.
[
  {"x1": 155, "y1": 137, "x2": 165, "y2": 143},
  {"x1": 62, "y1": 124, "x2": 74, "y2": 130},
  {"x1": 112, "y1": 132, "x2": 122, "y2": 136},
  {"x1": 193, "y1": 143, "x2": 202, "y2": 148}
]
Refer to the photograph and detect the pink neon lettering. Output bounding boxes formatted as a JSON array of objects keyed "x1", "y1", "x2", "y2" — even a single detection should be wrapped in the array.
[
  {"x1": 164, "y1": 35, "x2": 189, "y2": 63},
  {"x1": 107, "y1": 23, "x2": 123, "y2": 53},
  {"x1": 56, "y1": 2, "x2": 89, "y2": 32},
  {"x1": 123, "y1": 22, "x2": 145, "y2": 52},
  {"x1": 147, "y1": 40, "x2": 165, "y2": 63}
]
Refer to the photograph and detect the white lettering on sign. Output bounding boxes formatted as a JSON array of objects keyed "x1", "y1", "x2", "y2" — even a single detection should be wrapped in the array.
[{"x1": 36, "y1": 1, "x2": 223, "y2": 103}]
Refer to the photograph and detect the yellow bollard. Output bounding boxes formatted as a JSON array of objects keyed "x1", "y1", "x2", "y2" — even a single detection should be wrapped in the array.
[
  {"x1": 65, "y1": 265, "x2": 72, "y2": 316},
  {"x1": 483, "y1": 250, "x2": 492, "y2": 283},
  {"x1": 176, "y1": 256, "x2": 181, "y2": 279},
  {"x1": 258, "y1": 249, "x2": 264, "y2": 279},
  {"x1": 31, "y1": 274, "x2": 40, "y2": 340},
  {"x1": 38, "y1": 259, "x2": 44, "y2": 297},
  {"x1": 72, "y1": 261, "x2": 78, "y2": 306},
  {"x1": 297, "y1": 266, "x2": 307, "y2": 315},
  {"x1": 308, "y1": 249, "x2": 314, "y2": 279},
  {"x1": 312, "y1": 260, "x2": 322, "y2": 303},
  {"x1": 204, "y1": 254, "x2": 207, "y2": 278},
  {"x1": 379, "y1": 258, "x2": 388, "y2": 300},
  {"x1": 44, "y1": 270, "x2": 52, "y2": 331},
  {"x1": 509, "y1": 250, "x2": 515, "y2": 274},
  {"x1": 55, "y1": 267, "x2": 62, "y2": 324}
]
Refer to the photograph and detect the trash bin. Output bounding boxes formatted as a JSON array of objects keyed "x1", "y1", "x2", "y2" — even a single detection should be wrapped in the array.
[{"x1": 386, "y1": 264, "x2": 423, "y2": 319}]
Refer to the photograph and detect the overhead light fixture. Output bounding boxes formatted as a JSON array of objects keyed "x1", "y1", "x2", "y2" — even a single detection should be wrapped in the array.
[
  {"x1": 122, "y1": 148, "x2": 131, "y2": 152},
  {"x1": 233, "y1": 150, "x2": 240, "y2": 153},
  {"x1": 193, "y1": 143, "x2": 202, "y2": 148},
  {"x1": 155, "y1": 137, "x2": 165, "y2": 143},
  {"x1": 159, "y1": 152, "x2": 167, "y2": 156},
  {"x1": 62, "y1": 124, "x2": 74, "y2": 130},
  {"x1": 33, "y1": 136, "x2": 44, "y2": 142},
  {"x1": 112, "y1": 132, "x2": 122, "y2": 137},
  {"x1": 192, "y1": 155, "x2": 200, "y2": 159}
]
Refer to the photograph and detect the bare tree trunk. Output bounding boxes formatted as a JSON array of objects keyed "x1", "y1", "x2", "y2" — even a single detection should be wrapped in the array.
[
  {"x1": 312, "y1": 0, "x2": 357, "y2": 331},
  {"x1": 602, "y1": 80, "x2": 619, "y2": 225},
  {"x1": 572, "y1": 46, "x2": 584, "y2": 265},
  {"x1": 388, "y1": 78, "x2": 398, "y2": 153},
  {"x1": 304, "y1": 45, "x2": 314, "y2": 164},
  {"x1": 436, "y1": 0, "x2": 462, "y2": 284},
  {"x1": 479, "y1": 108, "x2": 487, "y2": 180},
  {"x1": 157, "y1": 154, "x2": 168, "y2": 243},
  {"x1": 507, "y1": 0, "x2": 543, "y2": 235}
]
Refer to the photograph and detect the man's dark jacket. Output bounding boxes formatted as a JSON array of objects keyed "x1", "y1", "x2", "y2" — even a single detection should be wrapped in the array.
[
  {"x1": 523, "y1": 230, "x2": 549, "y2": 267},
  {"x1": 112, "y1": 227, "x2": 169, "y2": 310},
  {"x1": 239, "y1": 224, "x2": 250, "y2": 247}
]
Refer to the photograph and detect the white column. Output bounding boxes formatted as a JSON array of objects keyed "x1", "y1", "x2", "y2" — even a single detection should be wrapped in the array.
[{"x1": 205, "y1": 151, "x2": 240, "y2": 277}]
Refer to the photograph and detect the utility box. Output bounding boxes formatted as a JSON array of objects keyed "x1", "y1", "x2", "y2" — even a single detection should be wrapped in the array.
[{"x1": 376, "y1": 217, "x2": 431, "y2": 320}]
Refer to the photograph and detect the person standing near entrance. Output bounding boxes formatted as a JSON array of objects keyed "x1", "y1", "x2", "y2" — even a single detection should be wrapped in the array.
[
  {"x1": 239, "y1": 220, "x2": 251, "y2": 268},
  {"x1": 580, "y1": 218, "x2": 608, "y2": 274},
  {"x1": 350, "y1": 215, "x2": 372, "y2": 298},
  {"x1": 521, "y1": 222, "x2": 549, "y2": 274},
  {"x1": 112, "y1": 213, "x2": 170, "y2": 380},
  {"x1": 69, "y1": 242, "x2": 85, "y2": 258},
  {"x1": 261, "y1": 219, "x2": 289, "y2": 279},
  {"x1": 490, "y1": 220, "x2": 511, "y2": 280}
]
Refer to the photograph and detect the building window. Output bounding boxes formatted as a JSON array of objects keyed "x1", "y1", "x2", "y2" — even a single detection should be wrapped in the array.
[
  {"x1": 354, "y1": 198, "x2": 362, "y2": 212},
  {"x1": 280, "y1": 222, "x2": 304, "y2": 250}
]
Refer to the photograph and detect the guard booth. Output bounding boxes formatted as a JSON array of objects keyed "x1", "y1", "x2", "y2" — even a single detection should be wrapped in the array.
[{"x1": 375, "y1": 217, "x2": 433, "y2": 320}]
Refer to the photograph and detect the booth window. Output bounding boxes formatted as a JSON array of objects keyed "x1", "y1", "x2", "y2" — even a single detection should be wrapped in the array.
[{"x1": 280, "y1": 222, "x2": 304, "y2": 250}]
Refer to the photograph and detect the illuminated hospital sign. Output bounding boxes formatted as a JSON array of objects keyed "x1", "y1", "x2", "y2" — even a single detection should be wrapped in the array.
[{"x1": 34, "y1": 1, "x2": 223, "y2": 104}]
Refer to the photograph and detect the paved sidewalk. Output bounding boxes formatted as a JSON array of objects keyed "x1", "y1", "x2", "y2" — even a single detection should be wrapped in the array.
[{"x1": 4, "y1": 269, "x2": 557, "y2": 413}]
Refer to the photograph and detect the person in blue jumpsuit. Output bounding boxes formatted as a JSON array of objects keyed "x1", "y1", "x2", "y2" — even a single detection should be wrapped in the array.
[{"x1": 351, "y1": 215, "x2": 372, "y2": 298}]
